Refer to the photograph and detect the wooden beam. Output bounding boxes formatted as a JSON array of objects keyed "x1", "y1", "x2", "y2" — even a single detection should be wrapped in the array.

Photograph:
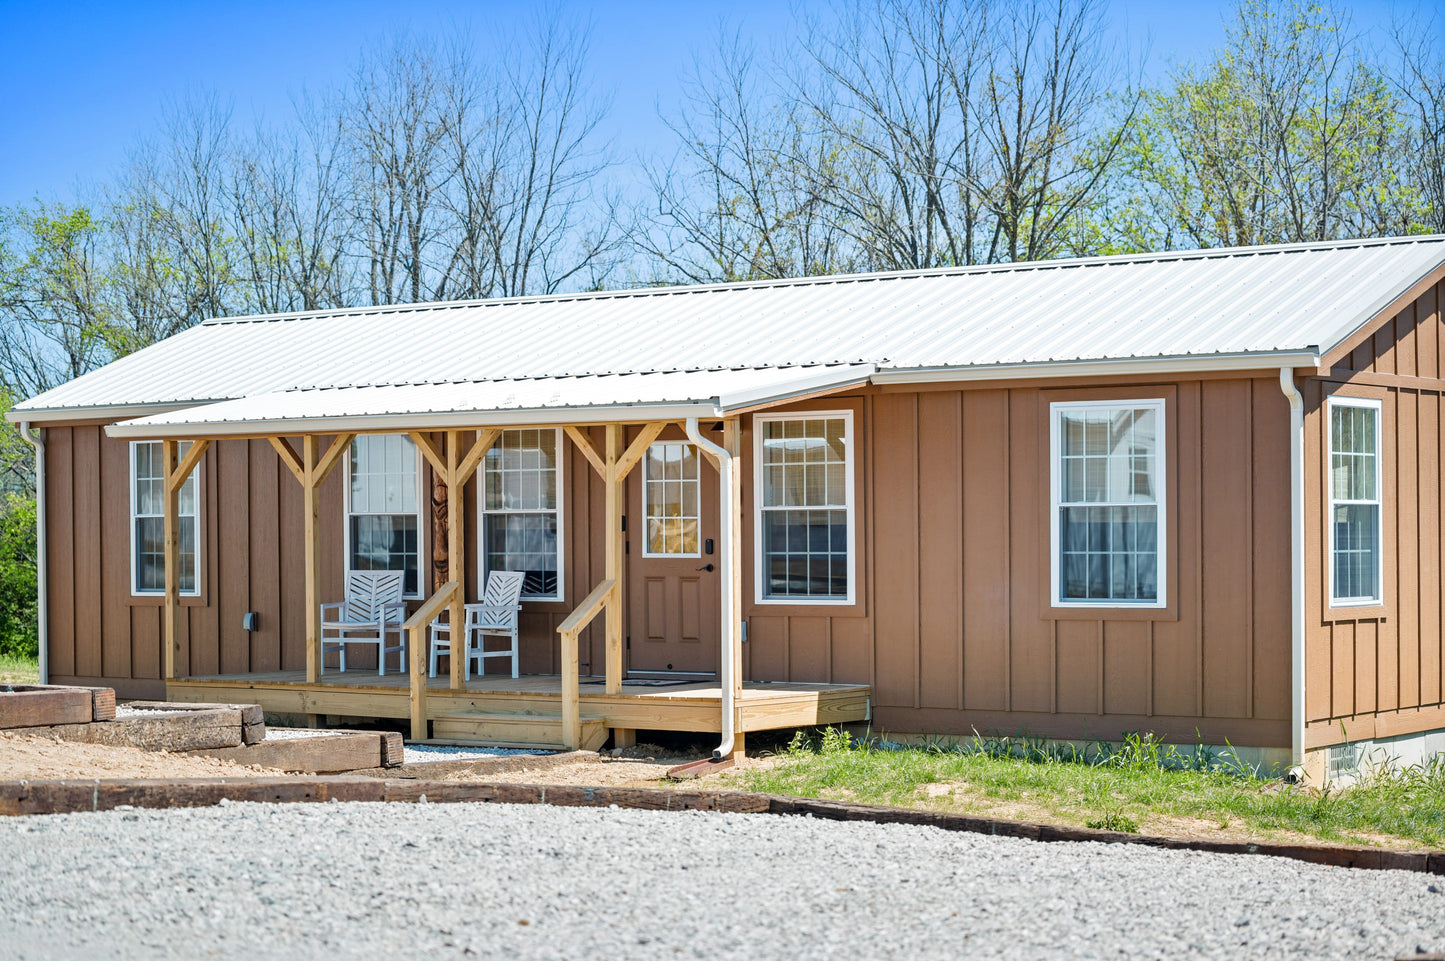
[
  {"x1": 564, "y1": 426, "x2": 606, "y2": 477},
  {"x1": 313, "y1": 433, "x2": 355, "y2": 486},
  {"x1": 613, "y1": 421, "x2": 666, "y2": 481},
  {"x1": 446, "y1": 431, "x2": 466, "y2": 691},
  {"x1": 604, "y1": 426, "x2": 624, "y2": 698},
  {"x1": 303, "y1": 435, "x2": 323, "y2": 684},
  {"x1": 166, "y1": 439, "x2": 211, "y2": 493},
  {"x1": 408, "y1": 431, "x2": 448, "y2": 479},
  {"x1": 455, "y1": 428, "x2": 501, "y2": 486},
  {"x1": 268, "y1": 437, "x2": 304, "y2": 485},
  {"x1": 162, "y1": 440, "x2": 181, "y2": 680}
]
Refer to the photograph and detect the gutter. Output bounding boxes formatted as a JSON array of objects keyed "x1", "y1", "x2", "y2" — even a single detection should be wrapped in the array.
[
  {"x1": 871, "y1": 351, "x2": 1323, "y2": 385},
  {"x1": 1278, "y1": 368, "x2": 1307, "y2": 770},
  {"x1": 684, "y1": 417, "x2": 736, "y2": 760},
  {"x1": 17, "y1": 422, "x2": 46, "y2": 685}
]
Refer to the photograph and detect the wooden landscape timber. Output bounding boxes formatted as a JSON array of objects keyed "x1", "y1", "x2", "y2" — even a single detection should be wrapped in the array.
[
  {"x1": 0, "y1": 686, "x2": 96, "y2": 729},
  {"x1": 0, "y1": 775, "x2": 1440, "y2": 877},
  {"x1": 194, "y1": 730, "x2": 404, "y2": 773},
  {"x1": 27, "y1": 706, "x2": 256, "y2": 753}
]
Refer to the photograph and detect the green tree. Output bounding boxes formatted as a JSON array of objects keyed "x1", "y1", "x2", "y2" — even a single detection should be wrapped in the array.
[{"x1": 0, "y1": 494, "x2": 37, "y2": 659}]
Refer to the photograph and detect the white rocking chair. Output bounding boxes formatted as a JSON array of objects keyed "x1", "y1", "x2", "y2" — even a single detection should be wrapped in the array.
[
  {"x1": 429, "y1": 570, "x2": 525, "y2": 680},
  {"x1": 320, "y1": 571, "x2": 407, "y2": 675}
]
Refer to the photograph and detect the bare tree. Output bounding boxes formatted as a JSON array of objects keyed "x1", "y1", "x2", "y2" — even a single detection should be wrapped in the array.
[
  {"x1": 345, "y1": 34, "x2": 455, "y2": 305},
  {"x1": 636, "y1": 28, "x2": 861, "y2": 283},
  {"x1": 1393, "y1": 13, "x2": 1445, "y2": 233}
]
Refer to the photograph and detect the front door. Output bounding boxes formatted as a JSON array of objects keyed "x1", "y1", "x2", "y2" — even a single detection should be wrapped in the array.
[{"x1": 626, "y1": 434, "x2": 720, "y2": 674}]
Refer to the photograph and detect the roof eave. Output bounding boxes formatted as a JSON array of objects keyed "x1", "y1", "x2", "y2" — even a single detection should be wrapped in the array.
[
  {"x1": 872, "y1": 351, "x2": 1323, "y2": 386},
  {"x1": 5, "y1": 401, "x2": 227, "y2": 425},
  {"x1": 104, "y1": 401, "x2": 727, "y2": 439}
]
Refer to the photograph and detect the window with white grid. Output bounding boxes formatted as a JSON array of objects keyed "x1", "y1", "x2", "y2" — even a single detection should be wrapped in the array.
[
  {"x1": 345, "y1": 434, "x2": 422, "y2": 596},
  {"x1": 1329, "y1": 397, "x2": 1382, "y2": 606},
  {"x1": 644, "y1": 442, "x2": 700, "y2": 556},
  {"x1": 755, "y1": 413, "x2": 853, "y2": 602},
  {"x1": 1051, "y1": 400, "x2": 1166, "y2": 606},
  {"x1": 131, "y1": 441, "x2": 200, "y2": 595},
  {"x1": 481, "y1": 428, "x2": 561, "y2": 599}
]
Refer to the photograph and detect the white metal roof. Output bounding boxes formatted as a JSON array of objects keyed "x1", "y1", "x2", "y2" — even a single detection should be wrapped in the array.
[{"x1": 12, "y1": 235, "x2": 1445, "y2": 431}]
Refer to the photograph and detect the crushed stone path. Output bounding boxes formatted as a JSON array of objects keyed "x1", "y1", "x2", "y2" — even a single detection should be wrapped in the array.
[{"x1": 1, "y1": 801, "x2": 1442, "y2": 960}]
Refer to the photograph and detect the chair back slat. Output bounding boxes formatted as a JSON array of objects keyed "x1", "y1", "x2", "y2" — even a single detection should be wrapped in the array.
[
  {"x1": 344, "y1": 571, "x2": 405, "y2": 622},
  {"x1": 475, "y1": 570, "x2": 525, "y2": 630}
]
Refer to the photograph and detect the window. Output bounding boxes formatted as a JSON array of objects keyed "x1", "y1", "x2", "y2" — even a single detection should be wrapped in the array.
[
  {"x1": 1328, "y1": 397, "x2": 1382, "y2": 606},
  {"x1": 130, "y1": 441, "x2": 200, "y2": 595},
  {"x1": 644, "y1": 442, "x2": 700, "y2": 556},
  {"x1": 481, "y1": 428, "x2": 562, "y2": 599},
  {"x1": 345, "y1": 434, "x2": 422, "y2": 596},
  {"x1": 1051, "y1": 400, "x2": 1166, "y2": 607},
  {"x1": 754, "y1": 413, "x2": 853, "y2": 603}
]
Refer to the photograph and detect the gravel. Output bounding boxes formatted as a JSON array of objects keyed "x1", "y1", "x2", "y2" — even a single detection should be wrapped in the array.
[
  {"x1": 1, "y1": 802, "x2": 1442, "y2": 961},
  {"x1": 401, "y1": 743, "x2": 550, "y2": 763}
]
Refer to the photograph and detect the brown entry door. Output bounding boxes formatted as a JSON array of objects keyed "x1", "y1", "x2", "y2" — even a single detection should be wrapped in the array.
[{"x1": 627, "y1": 437, "x2": 720, "y2": 674}]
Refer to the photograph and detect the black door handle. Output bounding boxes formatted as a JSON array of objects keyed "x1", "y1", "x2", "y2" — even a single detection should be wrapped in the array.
[{"x1": 696, "y1": 563, "x2": 715, "y2": 572}]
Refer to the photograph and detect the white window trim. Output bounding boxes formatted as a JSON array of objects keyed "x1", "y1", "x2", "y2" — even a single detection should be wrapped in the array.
[
  {"x1": 342, "y1": 434, "x2": 426, "y2": 600},
  {"x1": 1049, "y1": 398, "x2": 1168, "y2": 609},
  {"x1": 478, "y1": 427, "x2": 565, "y2": 602},
  {"x1": 752, "y1": 410, "x2": 857, "y2": 606},
  {"x1": 1327, "y1": 395, "x2": 1384, "y2": 607},
  {"x1": 642, "y1": 441, "x2": 702, "y2": 559},
  {"x1": 129, "y1": 440, "x2": 202, "y2": 597}
]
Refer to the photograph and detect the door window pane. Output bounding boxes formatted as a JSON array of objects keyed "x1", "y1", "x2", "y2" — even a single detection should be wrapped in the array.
[{"x1": 644, "y1": 442, "x2": 700, "y2": 556}]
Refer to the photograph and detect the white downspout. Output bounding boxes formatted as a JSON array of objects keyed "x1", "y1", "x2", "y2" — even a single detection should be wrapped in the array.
[
  {"x1": 17, "y1": 422, "x2": 47, "y2": 685},
  {"x1": 1278, "y1": 368, "x2": 1306, "y2": 770},
  {"x1": 685, "y1": 417, "x2": 736, "y2": 760}
]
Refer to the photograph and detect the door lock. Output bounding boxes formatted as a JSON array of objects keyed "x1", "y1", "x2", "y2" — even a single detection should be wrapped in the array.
[{"x1": 696, "y1": 563, "x2": 715, "y2": 572}]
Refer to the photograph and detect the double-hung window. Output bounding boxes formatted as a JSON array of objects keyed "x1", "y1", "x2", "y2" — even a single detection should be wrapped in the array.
[
  {"x1": 1328, "y1": 397, "x2": 1382, "y2": 606},
  {"x1": 131, "y1": 440, "x2": 200, "y2": 595},
  {"x1": 644, "y1": 442, "x2": 700, "y2": 556},
  {"x1": 345, "y1": 434, "x2": 422, "y2": 596},
  {"x1": 481, "y1": 428, "x2": 562, "y2": 599},
  {"x1": 1051, "y1": 400, "x2": 1165, "y2": 606},
  {"x1": 755, "y1": 413, "x2": 854, "y2": 603}
]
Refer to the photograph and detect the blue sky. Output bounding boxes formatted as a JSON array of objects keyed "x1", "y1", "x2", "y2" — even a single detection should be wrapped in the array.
[{"x1": 0, "y1": 0, "x2": 1414, "y2": 208}]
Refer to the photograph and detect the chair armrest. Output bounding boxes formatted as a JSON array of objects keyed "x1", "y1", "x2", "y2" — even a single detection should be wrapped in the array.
[
  {"x1": 320, "y1": 602, "x2": 344, "y2": 614},
  {"x1": 465, "y1": 604, "x2": 524, "y2": 614}
]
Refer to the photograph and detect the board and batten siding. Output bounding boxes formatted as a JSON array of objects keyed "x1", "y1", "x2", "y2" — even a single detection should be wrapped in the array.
[
  {"x1": 1305, "y1": 277, "x2": 1445, "y2": 748},
  {"x1": 742, "y1": 381, "x2": 1293, "y2": 749}
]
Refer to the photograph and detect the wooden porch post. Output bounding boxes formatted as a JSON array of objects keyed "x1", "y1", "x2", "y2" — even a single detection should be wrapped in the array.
[
  {"x1": 446, "y1": 431, "x2": 466, "y2": 691},
  {"x1": 266, "y1": 433, "x2": 351, "y2": 685},
  {"x1": 161, "y1": 440, "x2": 180, "y2": 681},
  {"x1": 604, "y1": 425, "x2": 623, "y2": 696}
]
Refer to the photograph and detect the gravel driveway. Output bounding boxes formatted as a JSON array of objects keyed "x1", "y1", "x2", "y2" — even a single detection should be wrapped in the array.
[{"x1": 1, "y1": 802, "x2": 1442, "y2": 960}]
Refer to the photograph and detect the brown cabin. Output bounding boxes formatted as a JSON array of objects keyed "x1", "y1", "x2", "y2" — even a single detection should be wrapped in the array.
[{"x1": 11, "y1": 236, "x2": 1445, "y2": 777}]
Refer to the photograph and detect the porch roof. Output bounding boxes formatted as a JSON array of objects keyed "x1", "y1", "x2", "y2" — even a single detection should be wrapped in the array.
[
  {"x1": 11, "y1": 234, "x2": 1445, "y2": 425},
  {"x1": 104, "y1": 364, "x2": 876, "y2": 438}
]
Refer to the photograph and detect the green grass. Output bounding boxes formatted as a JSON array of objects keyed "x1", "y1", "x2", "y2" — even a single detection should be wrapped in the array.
[
  {"x1": 0, "y1": 653, "x2": 39, "y2": 684},
  {"x1": 732, "y1": 728, "x2": 1445, "y2": 849}
]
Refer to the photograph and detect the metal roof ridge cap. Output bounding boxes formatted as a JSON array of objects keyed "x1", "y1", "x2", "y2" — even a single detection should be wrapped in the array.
[{"x1": 198, "y1": 234, "x2": 1445, "y2": 327}]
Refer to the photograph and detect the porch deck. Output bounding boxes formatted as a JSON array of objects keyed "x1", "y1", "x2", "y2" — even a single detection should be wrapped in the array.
[{"x1": 165, "y1": 671, "x2": 871, "y2": 748}]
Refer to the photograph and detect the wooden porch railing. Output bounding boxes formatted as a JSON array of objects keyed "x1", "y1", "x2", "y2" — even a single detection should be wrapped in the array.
[
  {"x1": 406, "y1": 580, "x2": 460, "y2": 740},
  {"x1": 556, "y1": 578, "x2": 617, "y2": 749}
]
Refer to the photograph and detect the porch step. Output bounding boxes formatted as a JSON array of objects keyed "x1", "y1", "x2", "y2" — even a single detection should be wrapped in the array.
[{"x1": 431, "y1": 711, "x2": 609, "y2": 752}]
